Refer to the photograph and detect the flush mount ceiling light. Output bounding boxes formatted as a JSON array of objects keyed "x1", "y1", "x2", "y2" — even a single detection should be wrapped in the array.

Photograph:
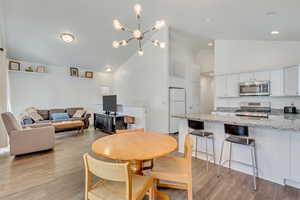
[
  {"x1": 208, "y1": 42, "x2": 214, "y2": 47},
  {"x1": 112, "y1": 4, "x2": 166, "y2": 56},
  {"x1": 271, "y1": 30, "x2": 280, "y2": 35},
  {"x1": 60, "y1": 33, "x2": 75, "y2": 43},
  {"x1": 105, "y1": 65, "x2": 112, "y2": 72}
]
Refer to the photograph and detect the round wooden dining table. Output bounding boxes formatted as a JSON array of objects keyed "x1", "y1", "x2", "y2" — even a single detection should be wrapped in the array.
[{"x1": 92, "y1": 131, "x2": 178, "y2": 200}]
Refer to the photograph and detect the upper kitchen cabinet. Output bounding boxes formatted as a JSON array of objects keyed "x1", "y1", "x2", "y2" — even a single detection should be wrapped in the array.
[
  {"x1": 215, "y1": 75, "x2": 227, "y2": 97},
  {"x1": 270, "y1": 69, "x2": 284, "y2": 96},
  {"x1": 239, "y1": 71, "x2": 270, "y2": 82},
  {"x1": 254, "y1": 71, "x2": 270, "y2": 81},
  {"x1": 227, "y1": 74, "x2": 240, "y2": 97},
  {"x1": 215, "y1": 74, "x2": 240, "y2": 97},
  {"x1": 284, "y1": 65, "x2": 300, "y2": 96},
  {"x1": 239, "y1": 73, "x2": 254, "y2": 82}
]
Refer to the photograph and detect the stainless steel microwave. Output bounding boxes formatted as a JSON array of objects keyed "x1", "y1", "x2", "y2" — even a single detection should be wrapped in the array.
[{"x1": 239, "y1": 81, "x2": 270, "y2": 96}]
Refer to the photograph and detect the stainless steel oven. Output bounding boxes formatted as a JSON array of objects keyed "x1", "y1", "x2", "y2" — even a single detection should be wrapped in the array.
[{"x1": 239, "y1": 81, "x2": 270, "y2": 96}]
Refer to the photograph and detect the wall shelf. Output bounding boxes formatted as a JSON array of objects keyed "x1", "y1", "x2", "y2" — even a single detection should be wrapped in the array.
[{"x1": 9, "y1": 70, "x2": 48, "y2": 75}]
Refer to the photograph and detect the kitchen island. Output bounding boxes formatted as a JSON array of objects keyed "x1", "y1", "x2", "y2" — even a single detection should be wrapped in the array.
[{"x1": 174, "y1": 113, "x2": 300, "y2": 188}]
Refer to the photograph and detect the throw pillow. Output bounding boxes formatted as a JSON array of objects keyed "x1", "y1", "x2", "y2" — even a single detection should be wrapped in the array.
[
  {"x1": 28, "y1": 111, "x2": 44, "y2": 122},
  {"x1": 51, "y1": 113, "x2": 69, "y2": 120},
  {"x1": 73, "y1": 110, "x2": 86, "y2": 118}
]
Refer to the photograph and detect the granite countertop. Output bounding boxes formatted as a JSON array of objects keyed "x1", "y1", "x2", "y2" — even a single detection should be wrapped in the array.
[{"x1": 173, "y1": 113, "x2": 300, "y2": 132}]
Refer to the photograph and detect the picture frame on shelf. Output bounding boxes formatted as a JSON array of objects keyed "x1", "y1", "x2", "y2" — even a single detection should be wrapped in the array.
[
  {"x1": 70, "y1": 67, "x2": 79, "y2": 77},
  {"x1": 36, "y1": 66, "x2": 47, "y2": 73},
  {"x1": 85, "y1": 71, "x2": 93, "y2": 79},
  {"x1": 9, "y1": 61, "x2": 21, "y2": 71}
]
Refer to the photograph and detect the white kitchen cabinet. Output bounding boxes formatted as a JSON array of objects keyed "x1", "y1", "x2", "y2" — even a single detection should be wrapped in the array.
[
  {"x1": 254, "y1": 71, "x2": 270, "y2": 81},
  {"x1": 284, "y1": 66, "x2": 300, "y2": 96},
  {"x1": 270, "y1": 69, "x2": 284, "y2": 96},
  {"x1": 240, "y1": 71, "x2": 270, "y2": 82},
  {"x1": 227, "y1": 74, "x2": 240, "y2": 97},
  {"x1": 239, "y1": 72, "x2": 254, "y2": 82},
  {"x1": 215, "y1": 75, "x2": 227, "y2": 97}
]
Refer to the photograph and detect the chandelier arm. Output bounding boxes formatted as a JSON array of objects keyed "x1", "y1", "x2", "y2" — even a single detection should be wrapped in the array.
[{"x1": 127, "y1": 37, "x2": 135, "y2": 42}]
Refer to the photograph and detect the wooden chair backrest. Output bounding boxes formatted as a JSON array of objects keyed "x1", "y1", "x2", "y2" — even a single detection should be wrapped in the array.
[
  {"x1": 116, "y1": 128, "x2": 145, "y2": 134},
  {"x1": 184, "y1": 135, "x2": 193, "y2": 176},
  {"x1": 83, "y1": 153, "x2": 132, "y2": 199}
]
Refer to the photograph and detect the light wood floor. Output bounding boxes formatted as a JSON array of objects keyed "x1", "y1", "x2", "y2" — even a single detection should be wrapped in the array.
[{"x1": 0, "y1": 129, "x2": 300, "y2": 200}]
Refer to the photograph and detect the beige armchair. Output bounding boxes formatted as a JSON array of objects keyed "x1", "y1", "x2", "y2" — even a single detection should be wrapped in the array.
[{"x1": 1, "y1": 112, "x2": 55, "y2": 156}]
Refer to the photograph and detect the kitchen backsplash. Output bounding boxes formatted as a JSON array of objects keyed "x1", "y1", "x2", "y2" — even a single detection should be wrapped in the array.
[{"x1": 215, "y1": 96, "x2": 300, "y2": 109}]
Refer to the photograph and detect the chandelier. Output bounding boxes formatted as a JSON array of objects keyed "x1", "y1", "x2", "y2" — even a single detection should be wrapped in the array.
[{"x1": 112, "y1": 4, "x2": 166, "y2": 56}]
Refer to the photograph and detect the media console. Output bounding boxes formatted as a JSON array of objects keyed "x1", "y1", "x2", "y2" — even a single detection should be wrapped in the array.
[{"x1": 94, "y1": 113, "x2": 134, "y2": 134}]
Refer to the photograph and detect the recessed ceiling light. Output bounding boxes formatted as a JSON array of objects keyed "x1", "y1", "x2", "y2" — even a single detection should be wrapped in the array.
[
  {"x1": 266, "y1": 11, "x2": 277, "y2": 16},
  {"x1": 60, "y1": 33, "x2": 75, "y2": 43},
  {"x1": 208, "y1": 42, "x2": 214, "y2": 47},
  {"x1": 105, "y1": 65, "x2": 112, "y2": 72},
  {"x1": 204, "y1": 18, "x2": 212, "y2": 23},
  {"x1": 271, "y1": 30, "x2": 280, "y2": 35}
]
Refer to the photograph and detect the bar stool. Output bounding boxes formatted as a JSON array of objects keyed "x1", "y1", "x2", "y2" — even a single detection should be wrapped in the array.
[
  {"x1": 218, "y1": 124, "x2": 258, "y2": 190},
  {"x1": 188, "y1": 120, "x2": 216, "y2": 170}
]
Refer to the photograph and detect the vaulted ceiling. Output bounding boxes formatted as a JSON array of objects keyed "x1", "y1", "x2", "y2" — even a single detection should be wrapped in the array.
[{"x1": 2, "y1": 0, "x2": 300, "y2": 70}]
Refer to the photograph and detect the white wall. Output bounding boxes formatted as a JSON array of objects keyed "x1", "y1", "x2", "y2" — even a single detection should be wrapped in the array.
[
  {"x1": 168, "y1": 29, "x2": 201, "y2": 114},
  {"x1": 215, "y1": 40, "x2": 300, "y2": 109},
  {"x1": 0, "y1": 50, "x2": 9, "y2": 147},
  {"x1": 9, "y1": 60, "x2": 114, "y2": 119},
  {"x1": 196, "y1": 49, "x2": 214, "y2": 73},
  {"x1": 113, "y1": 29, "x2": 169, "y2": 133},
  {"x1": 215, "y1": 40, "x2": 300, "y2": 75},
  {"x1": 196, "y1": 49, "x2": 215, "y2": 114}
]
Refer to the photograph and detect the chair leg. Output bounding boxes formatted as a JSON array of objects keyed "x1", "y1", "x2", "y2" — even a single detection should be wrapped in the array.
[
  {"x1": 205, "y1": 136, "x2": 209, "y2": 171},
  {"x1": 229, "y1": 142, "x2": 232, "y2": 171},
  {"x1": 218, "y1": 140, "x2": 225, "y2": 176},
  {"x1": 212, "y1": 136, "x2": 216, "y2": 165},
  {"x1": 149, "y1": 184, "x2": 154, "y2": 200},
  {"x1": 187, "y1": 182, "x2": 193, "y2": 200},
  {"x1": 251, "y1": 145, "x2": 257, "y2": 191}
]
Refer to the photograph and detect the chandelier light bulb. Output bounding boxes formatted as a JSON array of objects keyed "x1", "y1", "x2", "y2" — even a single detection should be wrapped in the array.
[
  {"x1": 159, "y1": 42, "x2": 166, "y2": 48},
  {"x1": 113, "y1": 19, "x2": 123, "y2": 31},
  {"x1": 133, "y1": 30, "x2": 142, "y2": 39},
  {"x1": 138, "y1": 49, "x2": 144, "y2": 56},
  {"x1": 112, "y1": 41, "x2": 120, "y2": 48},
  {"x1": 153, "y1": 40, "x2": 159, "y2": 46},
  {"x1": 154, "y1": 20, "x2": 165, "y2": 30},
  {"x1": 121, "y1": 40, "x2": 128, "y2": 46},
  {"x1": 134, "y1": 4, "x2": 142, "y2": 16}
]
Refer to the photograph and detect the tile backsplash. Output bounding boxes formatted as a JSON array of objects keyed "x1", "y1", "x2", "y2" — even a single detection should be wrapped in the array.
[{"x1": 215, "y1": 96, "x2": 300, "y2": 109}]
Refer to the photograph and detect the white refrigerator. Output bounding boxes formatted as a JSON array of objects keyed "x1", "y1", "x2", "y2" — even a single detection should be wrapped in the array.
[{"x1": 169, "y1": 87, "x2": 186, "y2": 133}]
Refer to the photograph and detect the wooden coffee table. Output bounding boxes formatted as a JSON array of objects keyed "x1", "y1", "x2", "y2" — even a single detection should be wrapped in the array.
[{"x1": 52, "y1": 120, "x2": 84, "y2": 134}]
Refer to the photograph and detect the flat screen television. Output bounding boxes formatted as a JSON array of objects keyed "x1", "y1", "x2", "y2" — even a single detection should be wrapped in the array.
[{"x1": 103, "y1": 95, "x2": 117, "y2": 113}]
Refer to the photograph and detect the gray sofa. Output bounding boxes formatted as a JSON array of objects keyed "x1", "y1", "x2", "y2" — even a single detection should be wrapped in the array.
[
  {"x1": 22, "y1": 107, "x2": 91, "y2": 132},
  {"x1": 1, "y1": 112, "x2": 55, "y2": 156}
]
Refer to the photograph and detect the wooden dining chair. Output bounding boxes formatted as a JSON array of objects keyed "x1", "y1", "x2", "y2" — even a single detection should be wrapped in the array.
[
  {"x1": 115, "y1": 128, "x2": 153, "y2": 171},
  {"x1": 149, "y1": 135, "x2": 193, "y2": 200},
  {"x1": 83, "y1": 153, "x2": 154, "y2": 200},
  {"x1": 116, "y1": 128, "x2": 145, "y2": 134}
]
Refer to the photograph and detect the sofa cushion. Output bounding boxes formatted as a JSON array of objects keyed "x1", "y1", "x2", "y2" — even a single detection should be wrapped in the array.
[
  {"x1": 51, "y1": 113, "x2": 69, "y2": 120},
  {"x1": 73, "y1": 110, "x2": 86, "y2": 118},
  {"x1": 37, "y1": 110, "x2": 49, "y2": 120},
  {"x1": 49, "y1": 109, "x2": 66, "y2": 119},
  {"x1": 66, "y1": 107, "x2": 84, "y2": 117},
  {"x1": 28, "y1": 112, "x2": 44, "y2": 122}
]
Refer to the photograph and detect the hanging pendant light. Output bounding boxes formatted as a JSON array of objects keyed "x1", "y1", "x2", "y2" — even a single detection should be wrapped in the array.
[{"x1": 112, "y1": 4, "x2": 166, "y2": 56}]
